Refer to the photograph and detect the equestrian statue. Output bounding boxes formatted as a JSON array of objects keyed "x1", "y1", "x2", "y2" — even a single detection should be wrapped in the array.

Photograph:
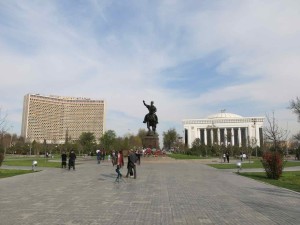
[{"x1": 143, "y1": 100, "x2": 158, "y2": 134}]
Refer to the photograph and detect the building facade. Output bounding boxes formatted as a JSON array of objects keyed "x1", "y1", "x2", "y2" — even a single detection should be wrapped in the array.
[
  {"x1": 183, "y1": 112, "x2": 264, "y2": 148},
  {"x1": 21, "y1": 94, "x2": 105, "y2": 143}
]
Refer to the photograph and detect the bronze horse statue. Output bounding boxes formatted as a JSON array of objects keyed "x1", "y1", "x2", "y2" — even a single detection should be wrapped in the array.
[
  {"x1": 143, "y1": 100, "x2": 158, "y2": 134},
  {"x1": 146, "y1": 113, "x2": 158, "y2": 134}
]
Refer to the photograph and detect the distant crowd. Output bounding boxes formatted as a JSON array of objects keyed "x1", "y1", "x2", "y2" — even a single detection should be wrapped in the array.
[{"x1": 60, "y1": 149, "x2": 141, "y2": 180}]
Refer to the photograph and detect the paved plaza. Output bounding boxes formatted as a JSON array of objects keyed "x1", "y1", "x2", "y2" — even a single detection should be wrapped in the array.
[{"x1": 0, "y1": 157, "x2": 300, "y2": 225}]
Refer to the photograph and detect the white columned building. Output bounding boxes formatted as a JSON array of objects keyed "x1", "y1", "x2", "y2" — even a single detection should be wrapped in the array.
[{"x1": 183, "y1": 112, "x2": 264, "y2": 148}]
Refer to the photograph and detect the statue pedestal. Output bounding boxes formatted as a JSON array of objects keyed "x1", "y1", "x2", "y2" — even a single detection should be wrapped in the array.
[{"x1": 143, "y1": 135, "x2": 160, "y2": 149}]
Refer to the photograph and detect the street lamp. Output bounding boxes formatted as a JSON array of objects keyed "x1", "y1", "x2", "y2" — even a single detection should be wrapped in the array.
[
  {"x1": 28, "y1": 144, "x2": 32, "y2": 156},
  {"x1": 32, "y1": 160, "x2": 37, "y2": 171},
  {"x1": 251, "y1": 119, "x2": 258, "y2": 157},
  {"x1": 236, "y1": 162, "x2": 242, "y2": 173}
]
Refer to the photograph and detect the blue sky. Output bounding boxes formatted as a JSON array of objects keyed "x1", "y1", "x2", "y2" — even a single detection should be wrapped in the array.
[{"x1": 0, "y1": 0, "x2": 299, "y2": 139}]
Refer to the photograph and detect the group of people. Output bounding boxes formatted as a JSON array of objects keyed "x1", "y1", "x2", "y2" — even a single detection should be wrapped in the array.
[
  {"x1": 240, "y1": 152, "x2": 247, "y2": 161},
  {"x1": 61, "y1": 150, "x2": 77, "y2": 170},
  {"x1": 61, "y1": 149, "x2": 140, "y2": 180},
  {"x1": 113, "y1": 150, "x2": 139, "y2": 180},
  {"x1": 222, "y1": 152, "x2": 248, "y2": 163},
  {"x1": 223, "y1": 151, "x2": 230, "y2": 163},
  {"x1": 96, "y1": 150, "x2": 106, "y2": 163}
]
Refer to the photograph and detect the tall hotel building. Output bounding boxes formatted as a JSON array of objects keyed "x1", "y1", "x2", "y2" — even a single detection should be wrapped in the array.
[{"x1": 21, "y1": 94, "x2": 105, "y2": 143}]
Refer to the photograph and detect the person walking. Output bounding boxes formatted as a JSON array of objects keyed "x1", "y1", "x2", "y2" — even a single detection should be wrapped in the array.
[
  {"x1": 126, "y1": 154, "x2": 133, "y2": 177},
  {"x1": 111, "y1": 150, "x2": 117, "y2": 166},
  {"x1": 226, "y1": 151, "x2": 230, "y2": 163},
  {"x1": 61, "y1": 151, "x2": 67, "y2": 168},
  {"x1": 117, "y1": 150, "x2": 124, "y2": 168},
  {"x1": 115, "y1": 164, "x2": 123, "y2": 182},
  {"x1": 68, "y1": 150, "x2": 76, "y2": 170},
  {"x1": 125, "y1": 150, "x2": 137, "y2": 179},
  {"x1": 96, "y1": 150, "x2": 101, "y2": 164},
  {"x1": 136, "y1": 150, "x2": 141, "y2": 165}
]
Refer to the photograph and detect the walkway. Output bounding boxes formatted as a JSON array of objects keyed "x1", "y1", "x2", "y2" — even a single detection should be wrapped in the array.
[{"x1": 0, "y1": 157, "x2": 299, "y2": 225}]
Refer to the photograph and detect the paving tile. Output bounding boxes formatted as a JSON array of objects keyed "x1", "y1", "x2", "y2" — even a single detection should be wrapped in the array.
[{"x1": 0, "y1": 157, "x2": 300, "y2": 225}]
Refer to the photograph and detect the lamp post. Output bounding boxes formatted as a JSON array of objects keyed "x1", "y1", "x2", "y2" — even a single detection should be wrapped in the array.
[
  {"x1": 252, "y1": 119, "x2": 258, "y2": 157},
  {"x1": 28, "y1": 144, "x2": 32, "y2": 156},
  {"x1": 236, "y1": 161, "x2": 242, "y2": 173},
  {"x1": 207, "y1": 121, "x2": 217, "y2": 158}
]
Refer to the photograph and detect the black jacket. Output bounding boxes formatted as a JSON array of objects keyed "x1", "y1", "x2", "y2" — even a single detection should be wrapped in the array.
[{"x1": 69, "y1": 152, "x2": 76, "y2": 161}]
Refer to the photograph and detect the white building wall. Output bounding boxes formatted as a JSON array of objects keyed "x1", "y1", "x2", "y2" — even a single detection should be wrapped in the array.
[{"x1": 183, "y1": 113, "x2": 264, "y2": 148}]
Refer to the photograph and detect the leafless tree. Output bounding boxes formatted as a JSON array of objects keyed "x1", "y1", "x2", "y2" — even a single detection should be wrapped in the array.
[
  {"x1": 0, "y1": 109, "x2": 10, "y2": 149},
  {"x1": 289, "y1": 97, "x2": 300, "y2": 122},
  {"x1": 293, "y1": 132, "x2": 300, "y2": 141},
  {"x1": 0, "y1": 108, "x2": 9, "y2": 134},
  {"x1": 263, "y1": 112, "x2": 289, "y2": 151},
  {"x1": 0, "y1": 109, "x2": 9, "y2": 165}
]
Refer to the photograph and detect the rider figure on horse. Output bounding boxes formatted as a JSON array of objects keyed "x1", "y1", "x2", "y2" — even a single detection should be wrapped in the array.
[{"x1": 143, "y1": 100, "x2": 158, "y2": 124}]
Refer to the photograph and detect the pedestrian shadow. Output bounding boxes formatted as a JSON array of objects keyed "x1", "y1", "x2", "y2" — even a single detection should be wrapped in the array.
[
  {"x1": 99, "y1": 173, "x2": 120, "y2": 181},
  {"x1": 99, "y1": 173, "x2": 127, "y2": 184},
  {"x1": 98, "y1": 164, "x2": 112, "y2": 167},
  {"x1": 101, "y1": 173, "x2": 116, "y2": 178}
]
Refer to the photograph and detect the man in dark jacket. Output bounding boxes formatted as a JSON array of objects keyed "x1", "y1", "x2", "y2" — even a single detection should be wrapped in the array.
[
  {"x1": 125, "y1": 150, "x2": 138, "y2": 179},
  {"x1": 69, "y1": 150, "x2": 76, "y2": 170},
  {"x1": 96, "y1": 150, "x2": 101, "y2": 164},
  {"x1": 61, "y1": 151, "x2": 67, "y2": 168}
]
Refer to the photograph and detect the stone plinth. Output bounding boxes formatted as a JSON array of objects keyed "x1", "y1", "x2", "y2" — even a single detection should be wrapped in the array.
[{"x1": 143, "y1": 135, "x2": 160, "y2": 149}]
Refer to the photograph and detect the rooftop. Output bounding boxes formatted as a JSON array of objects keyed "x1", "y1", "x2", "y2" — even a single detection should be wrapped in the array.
[{"x1": 207, "y1": 112, "x2": 243, "y2": 119}]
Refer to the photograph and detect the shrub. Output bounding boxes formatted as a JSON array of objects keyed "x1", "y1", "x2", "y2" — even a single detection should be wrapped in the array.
[{"x1": 261, "y1": 151, "x2": 284, "y2": 179}]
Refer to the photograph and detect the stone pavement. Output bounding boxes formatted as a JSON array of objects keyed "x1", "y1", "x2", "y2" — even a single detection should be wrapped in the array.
[{"x1": 0, "y1": 157, "x2": 300, "y2": 225}]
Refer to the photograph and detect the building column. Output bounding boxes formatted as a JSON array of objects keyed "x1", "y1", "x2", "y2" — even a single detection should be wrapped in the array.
[
  {"x1": 204, "y1": 129, "x2": 207, "y2": 145},
  {"x1": 217, "y1": 128, "x2": 220, "y2": 145},
  {"x1": 256, "y1": 126, "x2": 260, "y2": 147},
  {"x1": 238, "y1": 127, "x2": 241, "y2": 147},
  {"x1": 197, "y1": 128, "x2": 201, "y2": 141},
  {"x1": 231, "y1": 128, "x2": 234, "y2": 146},
  {"x1": 248, "y1": 125, "x2": 252, "y2": 143},
  {"x1": 224, "y1": 128, "x2": 227, "y2": 146},
  {"x1": 245, "y1": 127, "x2": 251, "y2": 147},
  {"x1": 211, "y1": 129, "x2": 214, "y2": 145},
  {"x1": 189, "y1": 127, "x2": 195, "y2": 148}
]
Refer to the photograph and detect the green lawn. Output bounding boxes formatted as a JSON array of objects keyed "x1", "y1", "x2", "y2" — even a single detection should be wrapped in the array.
[
  {"x1": 168, "y1": 153, "x2": 210, "y2": 160},
  {"x1": 208, "y1": 159, "x2": 300, "y2": 169},
  {"x1": 2, "y1": 158, "x2": 61, "y2": 168},
  {"x1": 239, "y1": 171, "x2": 300, "y2": 193},
  {"x1": 0, "y1": 169, "x2": 34, "y2": 178}
]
